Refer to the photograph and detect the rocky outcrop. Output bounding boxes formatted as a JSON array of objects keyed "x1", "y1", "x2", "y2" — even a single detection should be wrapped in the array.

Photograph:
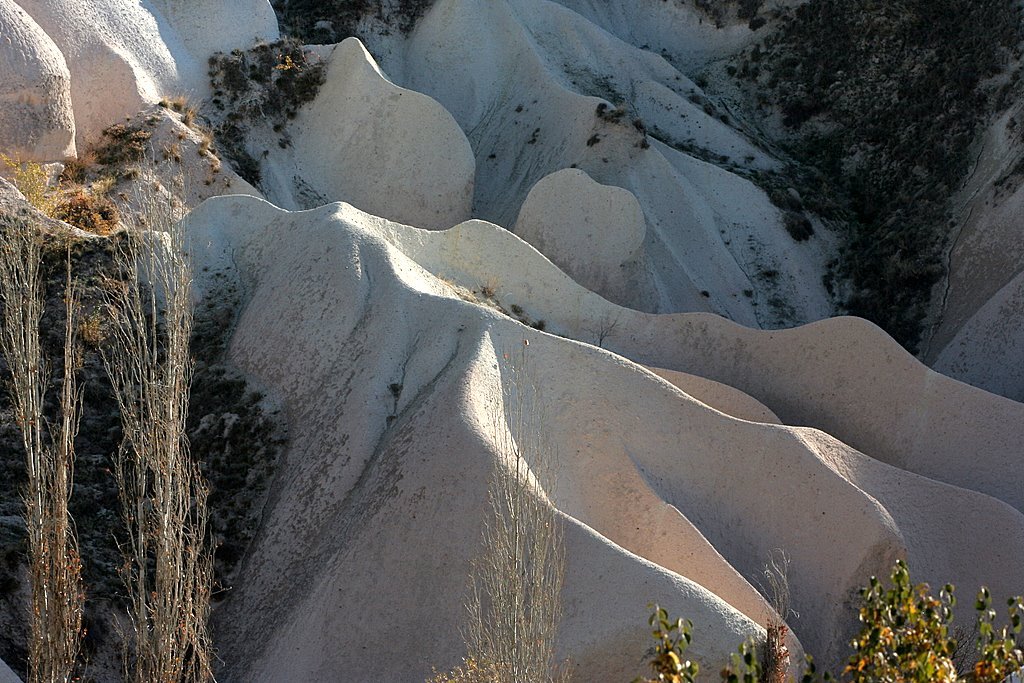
[
  {"x1": 0, "y1": 0, "x2": 75, "y2": 160},
  {"x1": 284, "y1": 38, "x2": 474, "y2": 229},
  {"x1": 515, "y1": 168, "x2": 646, "y2": 307}
]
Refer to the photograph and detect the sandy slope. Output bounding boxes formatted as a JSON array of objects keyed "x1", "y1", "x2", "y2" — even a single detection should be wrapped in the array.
[{"x1": 185, "y1": 195, "x2": 1024, "y2": 678}]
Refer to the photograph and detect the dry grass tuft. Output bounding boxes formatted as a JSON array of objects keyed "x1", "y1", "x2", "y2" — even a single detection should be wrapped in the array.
[{"x1": 52, "y1": 189, "x2": 120, "y2": 236}]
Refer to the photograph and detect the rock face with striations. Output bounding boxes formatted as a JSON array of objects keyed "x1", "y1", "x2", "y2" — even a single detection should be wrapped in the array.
[{"x1": 0, "y1": 0, "x2": 75, "y2": 160}]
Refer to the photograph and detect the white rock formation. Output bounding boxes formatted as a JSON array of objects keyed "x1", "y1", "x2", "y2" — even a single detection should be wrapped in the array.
[
  {"x1": 278, "y1": 38, "x2": 474, "y2": 229},
  {"x1": 182, "y1": 195, "x2": 1024, "y2": 678},
  {"x1": 0, "y1": 657, "x2": 21, "y2": 683},
  {"x1": 515, "y1": 168, "x2": 645, "y2": 307},
  {"x1": 0, "y1": 0, "x2": 75, "y2": 160},
  {"x1": 926, "y1": 107, "x2": 1024, "y2": 401},
  {"x1": 13, "y1": 0, "x2": 202, "y2": 146},
  {"x1": 146, "y1": 0, "x2": 279, "y2": 71},
  {"x1": 9, "y1": 0, "x2": 278, "y2": 148},
  {"x1": 377, "y1": 0, "x2": 835, "y2": 326},
  {"x1": 933, "y1": 272, "x2": 1024, "y2": 402}
]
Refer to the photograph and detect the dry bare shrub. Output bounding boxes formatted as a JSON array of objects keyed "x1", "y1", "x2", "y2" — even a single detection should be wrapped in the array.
[
  {"x1": 51, "y1": 190, "x2": 120, "y2": 236},
  {"x1": 463, "y1": 345, "x2": 567, "y2": 683},
  {"x1": 0, "y1": 215, "x2": 84, "y2": 683},
  {"x1": 102, "y1": 190, "x2": 213, "y2": 683},
  {"x1": 760, "y1": 550, "x2": 793, "y2": 683},
  {"x1": 427, "y1": 657, "x2": 501, "y2": 683}
]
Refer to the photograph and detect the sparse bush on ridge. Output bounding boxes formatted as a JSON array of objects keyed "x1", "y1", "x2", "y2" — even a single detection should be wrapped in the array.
[
  {"x1": 51, "y1": 189, "x2": 120, "y2": 236},
  {"x1": 207, "y1": 38, "x2": 327, "y2": 186}
]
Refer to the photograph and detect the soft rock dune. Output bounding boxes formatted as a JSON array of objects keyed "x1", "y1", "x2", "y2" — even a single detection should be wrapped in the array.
[
  {"x1": 381, "y1": 0, "x2": 832, "y2": 326},
  {"x1": 267, "y1": 37, "x2": 474, "y2": 228},
  {"x1": 933, "y1": 271, "x2": 1024, "y2": 402},
  {"x1": 926, "y1": 106, "x2": 1024, "y2": 401},
  {"x1": 187, "y1": 197, "x2": 766, "y2": 680},
  {"x1": 646, "y1": 367, "x2": 781, "y2": 425},
  {"x1": 8, "y1": 0, "x2": 276, "y2": 150},
  {"x1": 386, "y1": 213, "x2": 1024, "y2": 518},
  {"x1": 0, "y1": 0, "x2": 75, "y2": 160},
  {"x1": 146, "y1": 0, "x2": 278, "y2": 73},
  {"x1": 185, "y1": 195, "x2": 1024, "y2": 678},
  {"x1": 514, "y1": 168, "x2": 647, "y2": 308}
]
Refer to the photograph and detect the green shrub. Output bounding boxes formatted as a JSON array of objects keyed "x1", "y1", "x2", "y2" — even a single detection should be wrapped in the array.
[
  {"x1": 845, "y1": 560, "x2": 958, "y2": 682},
  {"x1": 633, "y1": 560, "x2": 1024, "y2": 683},
  {"x1": 720, "y1": 640, "x2": 763, "y2": 682},
  {"x1": 972, "y1": 588, "x2": 1024, "y2": 682},
  {"x1": 633, "y1": 605, "x2": 699, "y2": 683}
]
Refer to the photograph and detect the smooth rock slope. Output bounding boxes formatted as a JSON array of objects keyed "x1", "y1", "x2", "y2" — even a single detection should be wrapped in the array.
[
  {"x1": 184, "y1": 195, "x2": 1024, "y2": 678},
  {"x1": 268, "y1": 37, "x2": 475, "y2": 228}
]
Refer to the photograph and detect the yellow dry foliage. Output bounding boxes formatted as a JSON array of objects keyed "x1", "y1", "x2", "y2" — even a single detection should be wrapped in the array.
[{"x1": 1, "y1": 153, "x2": 59, "y2": 215}]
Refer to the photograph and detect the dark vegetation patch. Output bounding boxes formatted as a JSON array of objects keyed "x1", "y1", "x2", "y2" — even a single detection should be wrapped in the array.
[
  {"x1": 93, "y1": 124, "x2": 152, "y2": 167},
  {"x1": 734, "y1": 0, "x2": 1023, "y2": 351},
  {"x1": 270, "y1": 0, "x2": 436, "y2": 43},
  {"x1": 208, "y1": 38, "x2": 327, "y2": 187},
  {"x1": 693, "y1": 0, "x2": 766, "y2": 29},
  {"x1": 188, "y1": 271, "x2": 286, "y2": 587},
  {"x1": 0, "y1": 209, "x2": 286, "y2": 672},
  {"x1": 782, "y1": 210, "x2": 814, "y2": 242},
  {"x1": 51, "y1": 190, "x2": 121, "y2": 237}
]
